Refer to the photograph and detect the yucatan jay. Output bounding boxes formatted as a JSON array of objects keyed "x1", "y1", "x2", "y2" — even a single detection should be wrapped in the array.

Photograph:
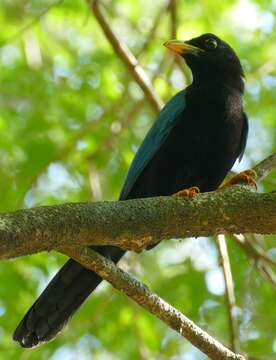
[{"x1": 14, "y1": 33, "x2": 253, "y2": 347}]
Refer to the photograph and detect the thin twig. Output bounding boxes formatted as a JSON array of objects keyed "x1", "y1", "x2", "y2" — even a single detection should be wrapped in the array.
[
  {"x1": 137, "y1": 3, "x2": 167, "y2": 57},
  {"x1": 216, "y1": 234, "x2": 239, "y2": 352},
  {"x1": 246, "y1": 234, "x2": 276, "y2": 267},
  {"x1": 62, "y1": 245, "x2": 246, "y2": 360},
  {"x1": 169, "y1": 0, "x2": 177, "y2": 39},
  {"x1": 253, "y1": 153, "x2": 276, "y2": 181},
  {"x1": 232, "y1": 234, "x2": 276, "y2": 289},
  {"x1": 89, "y1": 0, "x2": 163, "y2": 112},
  {"x1": 168, "y1": 0, "x2": 191, "y2": 83}
]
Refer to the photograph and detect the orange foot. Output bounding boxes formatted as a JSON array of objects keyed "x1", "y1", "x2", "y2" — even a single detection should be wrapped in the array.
[
  {"x1": 172, "y1": 186, "x2": 200, "y2": 198},
  {"x1": 220, "y1": 169, "x2": 257, "y2": 190}
]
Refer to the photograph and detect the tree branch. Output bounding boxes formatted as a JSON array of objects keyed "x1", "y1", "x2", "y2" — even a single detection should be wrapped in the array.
[
  {"x1": 233, "y1": 233, "x2": 276, "y2": 288},
  {"x1": 61, "y1": 245, "x2": 246, "y2": 360},
  {"x1": 137, "y1": 2, "x2": 167, "y2": 57},
  {"x1": 253, "y1": 153, "x2": 276, "y2": 181},
  {"x1": 0, "y1": 182, "x2": 275, "y2": 260},
  {"x1": 216, "y1": 234, "x2": 239, "y2": 352},
  {"x1": 89, "y1": 0, "x2": 163, "y2": 112}
]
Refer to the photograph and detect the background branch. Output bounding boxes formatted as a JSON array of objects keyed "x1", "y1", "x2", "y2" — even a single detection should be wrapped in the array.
[
  {"x1": 253, "y1": 153, "x2": 276, "y2": 181},
  {"x1": 62, "y1": 245, "x2": 246, "y2": 360},
  {"x1": 233, "y1": 233, "x2": 276, "y2": 288},
  {"x1": 216, "y1": 234, "x2": 239, "y2": 352},
  {"x1": 90, "y1": 0, "x2": 163, "y2": 112}
]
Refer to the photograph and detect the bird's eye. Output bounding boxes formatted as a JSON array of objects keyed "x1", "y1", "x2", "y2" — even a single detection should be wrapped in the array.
[{"x1": 205, "y1": 38, "x2": 218, "y2": 50}]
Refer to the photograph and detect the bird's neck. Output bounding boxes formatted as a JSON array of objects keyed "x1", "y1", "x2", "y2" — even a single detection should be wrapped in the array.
[
  {"x1": 191, "y1": 74, "x2": 244, "y2": 95},
  {"x1": 191, "y1": 78, "x2": 244, "y2": 96}
]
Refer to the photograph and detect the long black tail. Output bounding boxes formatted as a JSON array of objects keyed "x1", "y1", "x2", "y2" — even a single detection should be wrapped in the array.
[{"x1": 13, "y1": 246, "x2": 124, "y2": 348}]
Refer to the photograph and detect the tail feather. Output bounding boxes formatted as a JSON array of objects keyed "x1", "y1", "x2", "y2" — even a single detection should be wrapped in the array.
[{"x1": 13, "y1": 246, "x2": 124, "y2": 348}]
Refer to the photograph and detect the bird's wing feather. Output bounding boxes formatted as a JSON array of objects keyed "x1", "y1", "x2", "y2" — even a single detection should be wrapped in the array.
[
  {"x1": 120, "y1": 90, "x2": 186, "y2": 200},
  {"x1": 238, "y1": 112, "x2": 248, "y2": 162}
]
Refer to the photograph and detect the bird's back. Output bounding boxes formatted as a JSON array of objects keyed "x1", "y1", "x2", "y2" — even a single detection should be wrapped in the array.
[{"x1": 127, "y1": 85, "x2": 245, "y2": 199}]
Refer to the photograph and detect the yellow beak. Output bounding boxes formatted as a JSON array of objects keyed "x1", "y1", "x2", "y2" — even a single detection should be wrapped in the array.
[{"x1": 163, "y1": 40, "x2": 203, "y2": 55}]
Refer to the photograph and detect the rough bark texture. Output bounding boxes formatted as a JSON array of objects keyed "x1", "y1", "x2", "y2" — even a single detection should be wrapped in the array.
[{"x1": 0, "y1": 185, "x2": 275, "y2": 260}]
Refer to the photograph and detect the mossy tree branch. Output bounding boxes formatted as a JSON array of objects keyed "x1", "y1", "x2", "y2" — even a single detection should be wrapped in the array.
[
  {"x1": 0, "y1": 154, "x2": 275, "y2": 260},
  {"x1": 0, "y1": 184, "x2": 274, "y2": 260}
]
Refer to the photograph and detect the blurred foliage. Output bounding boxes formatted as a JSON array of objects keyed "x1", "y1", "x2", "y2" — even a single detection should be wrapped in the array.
[{"x1": 0, "y1": 0, "x2": 275, "y2": 359}]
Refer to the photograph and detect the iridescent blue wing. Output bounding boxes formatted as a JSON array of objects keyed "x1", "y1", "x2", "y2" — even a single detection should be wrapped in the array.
[{"x1": 120, "y1": 90, "x2": 186, "y2": 200}]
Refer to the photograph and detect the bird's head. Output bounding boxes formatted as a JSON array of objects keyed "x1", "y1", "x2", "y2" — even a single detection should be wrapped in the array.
[{"x1": 164, "y1": 33, "x2": 244, "y2": 92}]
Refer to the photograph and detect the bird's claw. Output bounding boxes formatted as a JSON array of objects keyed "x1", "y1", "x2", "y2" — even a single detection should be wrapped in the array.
[
  {"x1": 220, "y1": 169, "x2": 257, "y2": 190},
  {"x1": 172, "y1": 186, "x2": 200, "y2": 198}
]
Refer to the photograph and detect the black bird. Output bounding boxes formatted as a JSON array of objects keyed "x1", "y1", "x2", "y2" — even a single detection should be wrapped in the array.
[{"x1": 14, "y1": 33, "x2": 251, "y2": 347}]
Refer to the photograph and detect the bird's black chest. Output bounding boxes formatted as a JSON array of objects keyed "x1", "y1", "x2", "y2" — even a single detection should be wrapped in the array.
[
  {"x1": 128, "y1": 89, "x2": 244, "y2": 199},
  {"x1": 180, "y1": 89, "x2": 243, "y2": 164}
]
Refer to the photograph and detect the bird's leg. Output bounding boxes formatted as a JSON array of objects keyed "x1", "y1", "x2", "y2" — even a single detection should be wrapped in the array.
[
  {"x1": 220, "y1": 169, "x2": 257, "y2": 190},
  {"x1": 172, "y1": 186, "x2": 200, "y2": 198}
]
